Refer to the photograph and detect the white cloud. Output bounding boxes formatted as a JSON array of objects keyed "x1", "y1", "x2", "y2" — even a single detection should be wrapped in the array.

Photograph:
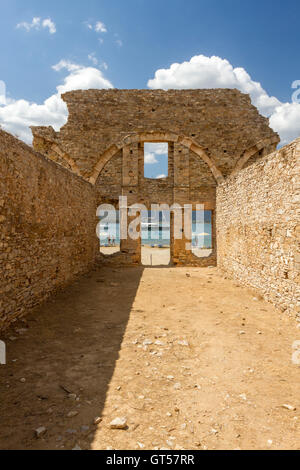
[
  {"x1": 148, "y1": 54, "x2": 300, "y2": 145},
  {"x1": 52, "y1": 60, "x2": 81, "y2": 72},
  {"x1": 85, "y1": 20, "x2": 107, "y2": 33},
  {"x1": 150, "y1": 143, "x2": 168, "y2": 155},
  {"x1": 54, "y1": 63, "x2": 113, "y2": 95},
  {"x1": 269, "y1": 102, "x2": 300, "y2": 146},
  {"x1": 88, "y1": 53, "x2": 98, "y2": 66},
  {"x1": 42, "y1": 18, "x2": 56, "y2": 34},
  {"x1": 0, "y1": 61, "x2": 113, "y2": 144},
  {"x1": 144, "y1": 152, "x2": 158, "y2": 164},
  {"x1": 95, "y1": 21, "x2": 107, "y2": 33},
  {"x1": 156, "y1": 174, "x2": 167, "y2": 179},
  {"x1": 115, "y1": 39, "x2": 123, "y2": 47},
  {"x1": 0, "y1": 80, "x2": 6, "y2": 105},
  {"x1": 16, "y1": 17, "x2": 56, "y2": 34}
]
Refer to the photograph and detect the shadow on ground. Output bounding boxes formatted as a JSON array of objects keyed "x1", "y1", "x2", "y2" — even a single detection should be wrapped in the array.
[{"x1": 0, "y1": 266, "x2": 144, "y2": 450}]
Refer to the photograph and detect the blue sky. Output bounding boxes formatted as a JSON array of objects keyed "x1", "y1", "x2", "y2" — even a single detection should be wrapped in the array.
[{"x1": 0, "y1": 0, "x2": 300, "y2": 176}]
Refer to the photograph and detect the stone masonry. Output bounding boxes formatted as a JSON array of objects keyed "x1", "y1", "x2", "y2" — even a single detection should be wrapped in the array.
[
  {"x1": 0, "y1": 129, "x2": 97, "y2": 330},
  {"x1": 31, "y1": 89, "x2": 279, "y2": 267},
  {"x1": 217, "y1": 139, "x2": 300, "y2": 315},
  {"x1": 1, "y1": 88, "x2": 298, "y2": 329}
]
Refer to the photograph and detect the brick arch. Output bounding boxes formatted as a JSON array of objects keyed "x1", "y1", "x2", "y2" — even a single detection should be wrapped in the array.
[
  {"x1": 89, "y1": 131, "x2": 225, "y2": 185},
  {"x1": 232, "y1": 136, "x2": 279, "y2": 176}
]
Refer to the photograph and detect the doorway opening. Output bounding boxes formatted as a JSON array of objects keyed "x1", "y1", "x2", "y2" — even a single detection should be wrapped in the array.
[
  {"x1": 191, "y1": 210, "x2": 213, "y2": 258},
  {"x1": 98, "y1": 210, "x2": 121, "y2": 256},
  {"x1": 141, "y1": 209, "x2": 170, "y2": 266}
]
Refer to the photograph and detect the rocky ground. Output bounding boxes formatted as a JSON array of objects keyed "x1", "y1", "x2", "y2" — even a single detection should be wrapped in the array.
[{"x1": 0, "y1": 266, "x2": 299, "y2": 450}]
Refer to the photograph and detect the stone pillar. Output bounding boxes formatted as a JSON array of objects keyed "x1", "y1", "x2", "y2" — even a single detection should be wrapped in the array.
[
  {"x1": 120, "y1": 144, "x2": 141, "y2": 264},
  {"x1": 172, "y1": 144, "x2": 191, "y2": 265}
]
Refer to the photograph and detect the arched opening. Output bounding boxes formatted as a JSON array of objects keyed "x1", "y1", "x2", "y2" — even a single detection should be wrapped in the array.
[
  {"x1": 98, "y1": 208, "x2": 121, "y2": 256},
  {"x1": 141, "y1": 209, "x2": 171, "y2": 266},
  {"x1": 191, "y1": 209, "x2": 213, "y2": 258}
]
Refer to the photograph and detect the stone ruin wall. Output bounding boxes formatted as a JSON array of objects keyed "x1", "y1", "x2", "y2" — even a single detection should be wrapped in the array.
[
  {"x1": 31, "y1": 89, "x2": 279, "y2": 268},
  {"x1": 0, "y1": 130, "x2": 97, "y2": 330},
  {"x1": 31, "y1": 89, "x2": 279, "y2": 182},
  {"x1": 1, "y1": 88, "x2": 291, "y2": 328},
  {"x1": 217, "y1": 139, "x2": 300, "y2": 315},
  {"x1": 95, "y1": 141, "x2": 218, "y2": 266}
]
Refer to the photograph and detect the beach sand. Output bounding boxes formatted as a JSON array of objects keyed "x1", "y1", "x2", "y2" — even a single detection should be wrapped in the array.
[{"x1": 100, "y1": 245, "x2": 213, "y2": 266}]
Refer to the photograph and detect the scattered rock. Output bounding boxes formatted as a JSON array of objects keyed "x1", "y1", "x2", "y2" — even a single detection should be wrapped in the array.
[
  {"x1": 178, "y1": 340, "x2": 189, "y2": 346},
  {"x1": 20, "y1": 378, "x2": 26, "y2": 383},
  {"x1": 94, "y1": 417, "x2": 102, "y2": 425},
  {"x1": 109, "y1": 417, "x2": 127, "y2": 430},
  {"x1": 282, "y1": 404, "x2": 296, "y2": 411},
  {"x1": 35, "y1": 427, "x2": 47, "y2": 438},
  {"x1": 67, "y1": 411, "x2": 79, "y2": 418},
  {"x1": 68, "y1": 394, "x2": 77, "y2": 400}
]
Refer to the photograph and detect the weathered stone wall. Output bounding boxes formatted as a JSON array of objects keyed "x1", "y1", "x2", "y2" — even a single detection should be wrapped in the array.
[
  {"x1": 217, "y1": 139, "x2": 300, "y2": 314},
  {"x1": 0, "y1": 130, "x2": 97, "y2": 330},
  {"x1": 95, "y1": 141, "x2": 217, "y2": 266},
  {"x1": 31, "y1": 89, "x2": 279, "y2": 181}
]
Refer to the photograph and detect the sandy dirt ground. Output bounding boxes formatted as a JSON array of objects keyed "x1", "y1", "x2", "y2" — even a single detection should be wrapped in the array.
[
  {"x1": 100, "y1": 246, "x2": 212, "y2": 266},
  {"x1": 0, "y1": 266, "x2": 299, "y2": 450}
]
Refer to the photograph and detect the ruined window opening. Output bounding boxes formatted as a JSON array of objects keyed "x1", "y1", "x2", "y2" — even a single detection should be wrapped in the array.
[
  {"x1": 141, "y1": 210, "x2": 170, "y2": 266},
  {"x1": 191, "y1": 210, "x2": 213, "y2": 258},
  {"x1": 144, "y1": 142, "x2": 168, "y2": 179},
  {"x1": 99, "y1": 210, "x2": 121, "y2": 256}
]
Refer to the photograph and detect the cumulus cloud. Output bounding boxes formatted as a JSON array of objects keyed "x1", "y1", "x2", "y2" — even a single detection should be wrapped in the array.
[
  {"x1": 16, "y1": 17, "x2": 56, "y2": 34},
  {"x1": 85, "y1": 21, "x2": 107, "y2": 33},
  {"x1": 148, "y1": 54, "x2": 300, "y2": 145},
  {"x1": 269, "y1": 102, "x2": 300, "y2": 146},
  {"x1": 0, "y1": 61, "x2": 113, "y2": 144},
  {"x1": 42, "y1": 18, "x2": 56, "y2": 34},
  {"x1": 95, "y1": 21, "x2": 107, "y2": 33},
  {"x1": 144, "y1": 152, "x2": 158, "y2": 164},
  {"x1": 156, "y1": 174, "x2": 167, "y2": 179},
  {"x1": 144, "y1": 143, "x2": 168, "y2": 165}
]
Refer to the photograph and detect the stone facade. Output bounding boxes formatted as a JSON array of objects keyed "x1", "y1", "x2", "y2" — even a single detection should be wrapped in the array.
[
  {"x1": 1, "y1": 88, "x2": 297, "y2": 328},
  {"x1": 31, "y1": 89, "x2": 279, "y2": 267},
  {"x1": 95, "y1": 141, "x2": 217, "y2": 266},
  {"x1": 31, "y1": 89, "x2": 279, "y2": 182},
  {"x1": 217, "y1": 139, "x2": 300, "y2": 315},
  {"x1": 0, "y1": 130, "x2": 97, "y2": 330}
]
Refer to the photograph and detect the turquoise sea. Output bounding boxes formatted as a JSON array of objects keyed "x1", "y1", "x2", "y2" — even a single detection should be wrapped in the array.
[{"x1": 99, "y1": 222, "x2": 212, "y2": 248}]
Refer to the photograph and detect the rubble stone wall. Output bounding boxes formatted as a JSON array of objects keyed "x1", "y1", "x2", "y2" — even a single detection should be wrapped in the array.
[
  {"x1": 31, "y1": 89, "x2": 279, "y2": 180},
  {"x1": 0, "y1": 130, "x2": 97, "y2": 330},
  {"x1": 95, "y1": 142, "x2": 217, "y2": 266},
  {"x1": 217, "y1": 139, "x2": 300, "y2": 314}
]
